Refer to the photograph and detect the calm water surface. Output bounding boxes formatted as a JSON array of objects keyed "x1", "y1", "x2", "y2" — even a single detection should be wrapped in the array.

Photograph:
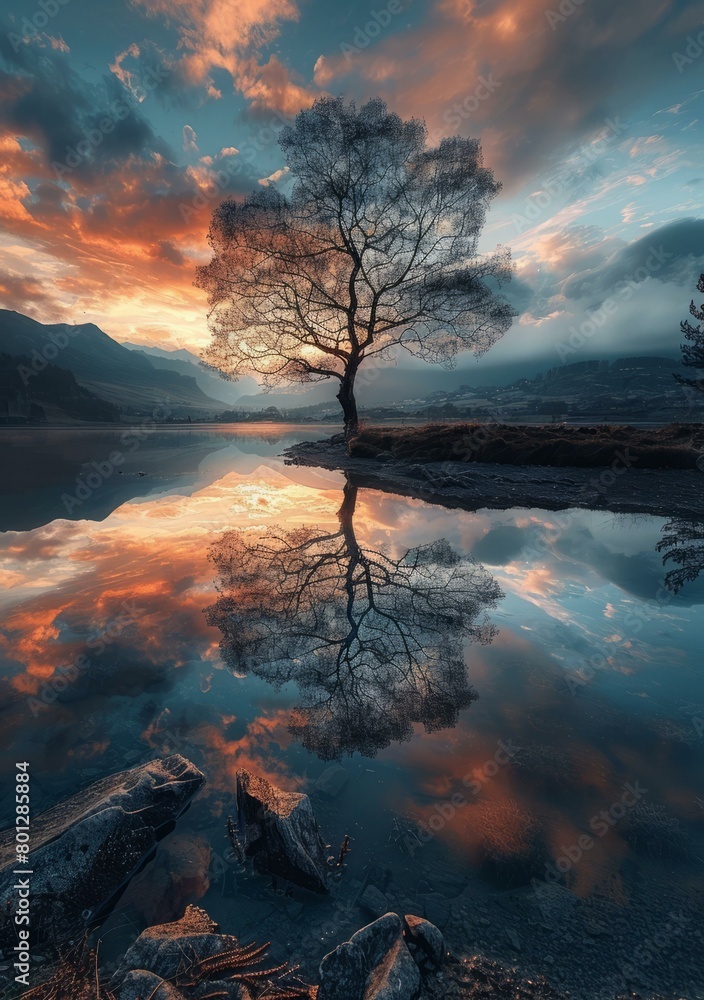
[{"x1": 1, "y1": 426, "x2": 703, "y2": 998}]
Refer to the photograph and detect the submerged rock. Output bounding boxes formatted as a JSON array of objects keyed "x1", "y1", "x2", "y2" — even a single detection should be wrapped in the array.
[
  {"x1": 235, "y1": 768, "x2": 330, "y2": 893},
  {"x1": 359, "y1": 884, "x2": 389, "y2": 918},
  {"x1": 111, "y1": 906, "x2": 252, "y2": 1000},
  {"x1": 315, "y1": 764, "x2": 349, "y2": 797},
  {"x1": 318, "y1": 912, "x2": 422, "y2": 1000},
  {"x1": 0, "y1": 755, "x2": 204, "y2": 948}
]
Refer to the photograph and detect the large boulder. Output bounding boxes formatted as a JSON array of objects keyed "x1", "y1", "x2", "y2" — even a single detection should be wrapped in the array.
[
  {"x1": 235, "y1": 769, "x2": 330, "y2": 893},
  {"x1": 318, "y1": 912, "x2": 421, "y2": 1000},
  {"x1": 0, "y1": 755, "x2": 204, "y2": 948},
  {"x1": 111, "y1": 906, "x2": 252, "y2": 1000}
]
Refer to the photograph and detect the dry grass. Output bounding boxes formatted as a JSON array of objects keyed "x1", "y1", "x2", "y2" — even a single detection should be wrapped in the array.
[
  {"x1": 21, "y1": 933, "x2": 315, "y2": 1000},
  {"x1": 348, "y1": 422, "x2": 704, "y2": 470}
]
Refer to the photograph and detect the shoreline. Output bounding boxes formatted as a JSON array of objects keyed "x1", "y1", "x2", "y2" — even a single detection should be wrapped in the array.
[{"x1": 284, "y1": 438, "x2": 704, "y2": 518}]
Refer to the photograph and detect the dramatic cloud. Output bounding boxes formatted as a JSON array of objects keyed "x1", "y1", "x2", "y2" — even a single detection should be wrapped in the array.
[
  {"x1": 561, "y1": 218, "x2": 704, "y2": 302},
  {"x1": 131, "y1": 0, "x2": 317, "y2": 113},
  {"x1": 0, "y1": 33, "x2": 265, "y2": 344},
  {"x1": 312, "y1": 0, "x2": 702, "y2": 189}
]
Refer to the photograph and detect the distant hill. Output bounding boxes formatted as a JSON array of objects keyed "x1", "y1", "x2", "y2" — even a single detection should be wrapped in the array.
[
  {"x1": 0, "y1": 311, "x2": 226, "y2": 417},
  {"x1": 122, "y1": 342, "x2": 259, "y2": 406},
  {"x1": 409, "y1": 355, "x2": 698, "y2": 423},
  {"x1": 0, "y1": 351, "x2": 119, "y2": 424}
]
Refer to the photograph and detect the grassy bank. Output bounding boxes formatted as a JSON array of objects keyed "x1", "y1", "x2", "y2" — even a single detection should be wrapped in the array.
[{"x1": 348, "y1": 422, "x2": 704, "y2": 469}]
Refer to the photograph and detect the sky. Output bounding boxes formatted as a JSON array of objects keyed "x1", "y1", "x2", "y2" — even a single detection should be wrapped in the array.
[{"x1": 0, "y1": 0, "x2": 702, "y2": 377}]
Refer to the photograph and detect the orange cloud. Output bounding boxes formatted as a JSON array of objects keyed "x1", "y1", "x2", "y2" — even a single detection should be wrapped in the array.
[
  {"x1": 312, "y1": 0, "x2": 697, "y2": 190},
  {"x1": 132, "y1": 0, "x2": 317, "y2": 115}
]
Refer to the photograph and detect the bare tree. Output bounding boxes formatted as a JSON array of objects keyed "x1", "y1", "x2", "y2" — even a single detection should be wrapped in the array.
[
  {"x1": 196, "y1": 97, "x2": 514, "y2": 439},
  {"x1": 204, "y1": 477, "x2": 503, "y2": 758}
]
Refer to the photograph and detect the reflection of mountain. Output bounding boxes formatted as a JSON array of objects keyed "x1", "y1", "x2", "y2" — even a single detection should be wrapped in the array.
[
  {"x1": 657, "y1": 519, "x2": 704, "y2": 594},
  {"x1": 0, "y1": 428, "x2": 228, "y2": 531},
  {"x1": 0, "y1": 310, "x2": 224, "y2": 417},
  {"x1": 205, "y1": 479, "x2": 503, "y2": 759}
]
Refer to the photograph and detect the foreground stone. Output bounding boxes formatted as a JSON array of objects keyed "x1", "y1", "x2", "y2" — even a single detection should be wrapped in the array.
[
  {"x1": 0, "y1": 755, "x2": 204, "y2": 948},
  {"x1": 235, "y1": 768, "x2": 330, "y2": 893},
  {"x1": 318, "y1": 912, "x2": 423, "y2": 1000},
  {"x1": 111, "y1": 906, "x2": 251, "y2": 1000},
  {"x1": 403, "y1": 914, "x2": 448, "y2": 970}
]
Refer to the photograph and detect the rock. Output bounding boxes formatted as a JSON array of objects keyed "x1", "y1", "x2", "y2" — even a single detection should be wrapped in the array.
[
  {"x1": 111, "y1": 906, "x2": 251, "y2": 1000},
  {"x1": 116, "y1": 970, "x2": 187, "y2": 1000},
  {"x1": 135, "y1": 833, "x2": 212, "y2": 925},
  {"x1": 359, "y1": 884, "x2": 389, "y2": 918},
  {"x1": 0, "y1": 755, "x2": 204, "y2": 949},
  {"x1": 235, "y1": 769, "x2": 330, "y2": 893},
  {"x1": 318, "y1": 912, "x2": 421, "y2": 1000},
  {"x1": 403, "y1": 914, "x2": 447, "y2": 968},
  {"x1": 315, "y1": 764, "x2": 349, "y2": 797},
  {"x1": 507, "y1": 928, "x2": 522, "y2": 952}
]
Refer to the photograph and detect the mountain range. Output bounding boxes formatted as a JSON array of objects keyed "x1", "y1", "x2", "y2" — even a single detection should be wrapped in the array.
[
  {"x1": 0, "y1": 310, "x2": 231, "y2": 421},
  {"x1": 0, "y1": 309, "x2": 694, "y2": 425},
  {"x1": 122, "y1": 342, "x2": 259, "y2": 406}
]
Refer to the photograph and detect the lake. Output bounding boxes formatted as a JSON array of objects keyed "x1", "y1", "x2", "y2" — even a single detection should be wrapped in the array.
[{"x1": 1, "y1": 426, "x2": 703, "y2": 999}]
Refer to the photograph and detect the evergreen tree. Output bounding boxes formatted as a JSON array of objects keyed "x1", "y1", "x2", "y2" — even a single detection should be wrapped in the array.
[{"x1": 674, "y1": 273, "x2": 704, "y2": 391}]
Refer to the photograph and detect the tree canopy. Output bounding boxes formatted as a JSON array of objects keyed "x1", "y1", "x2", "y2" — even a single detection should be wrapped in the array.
[{"x1": 196, "y1": 96, "x2": 514, "y2": 437}]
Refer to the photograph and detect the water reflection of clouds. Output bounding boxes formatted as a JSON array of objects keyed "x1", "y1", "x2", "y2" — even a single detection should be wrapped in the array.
[
  {"x1": 1, "y1": 461, "x2": 702, "y2": 911},
  {"x1": 387, "y1": 623, "x2": 701, "y2": 899}
]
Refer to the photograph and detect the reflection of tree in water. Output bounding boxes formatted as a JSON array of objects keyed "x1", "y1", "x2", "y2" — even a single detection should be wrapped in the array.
[
  {"x1": 205, "y1": 480, "x2": 503, "y2": 758},
  {"x1": 657, "y1": 519, "x2": 704, "y2": 594}
]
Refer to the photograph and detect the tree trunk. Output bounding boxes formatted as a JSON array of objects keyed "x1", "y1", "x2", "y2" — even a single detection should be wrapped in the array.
[{"x1": 337, "y1": 365, "x2": 359, "y2": 443}]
